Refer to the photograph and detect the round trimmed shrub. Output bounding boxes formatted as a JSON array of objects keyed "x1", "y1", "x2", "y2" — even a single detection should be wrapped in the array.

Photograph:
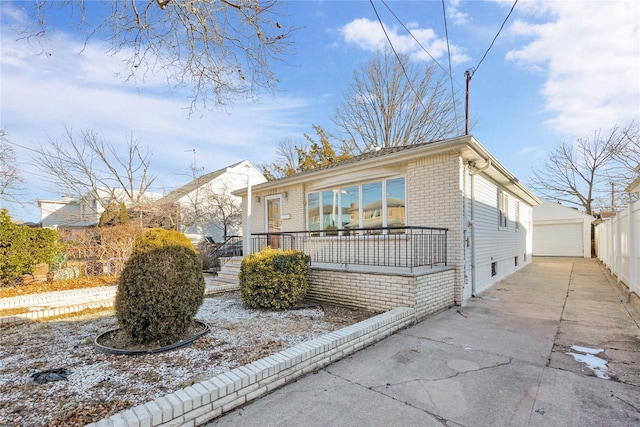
[
  {"x1": 131, "y1": 228, "x2": 194, "y2": 256},
  {"x1": 239, "y1": 247, "x2": 310, "y2": 310},
  {"x1": 115, "y1": 245, "x2": 205, "y2": 346}
]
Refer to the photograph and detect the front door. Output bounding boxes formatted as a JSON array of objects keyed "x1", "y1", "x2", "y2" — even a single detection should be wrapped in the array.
[{"x1": 266, "y1": 196, "x2": 281, "y2": 249}]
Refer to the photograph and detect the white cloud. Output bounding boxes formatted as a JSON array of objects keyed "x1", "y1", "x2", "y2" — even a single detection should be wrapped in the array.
[
  {"x1": 516, "y1": 145, "x2": 545, "y2": 159},
  {"x1": 0, "y1": 8, "x2": 316, "y2": 220},
  {"x1": 339, "y1": 17, "x2": 470, "y2": 66},
  {"x1": 447, "y1": 0, "x2": 471, "y2": 26},
  {"x1": 506, "y1": 1, "x2": 640, "y2": 137}
]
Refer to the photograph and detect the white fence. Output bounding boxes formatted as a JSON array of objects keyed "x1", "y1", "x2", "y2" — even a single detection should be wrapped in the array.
[{"x1": 595, "y1": 199, "x2": 639, "y2": 296}]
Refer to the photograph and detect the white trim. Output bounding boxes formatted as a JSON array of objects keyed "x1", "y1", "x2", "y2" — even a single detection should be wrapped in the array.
[{"x1": 264, "y1": 194, "x2": 282, "y2": 233}]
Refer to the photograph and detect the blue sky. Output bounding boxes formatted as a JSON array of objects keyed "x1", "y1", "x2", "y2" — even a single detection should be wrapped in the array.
[{"x1": 1, "y1": 0, "x2": 639, "y2": 222}]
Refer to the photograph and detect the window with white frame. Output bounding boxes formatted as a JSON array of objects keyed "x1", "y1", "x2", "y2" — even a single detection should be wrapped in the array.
[
  {"x1": 498, "y1": 190, "x2": 508, "y2": 229},
  {"x1": 306, "y1": 177, "x2": 406, "y2": 234},
  {"x1": 515, "y1": 200, "x2": 520, "y2": 231}
]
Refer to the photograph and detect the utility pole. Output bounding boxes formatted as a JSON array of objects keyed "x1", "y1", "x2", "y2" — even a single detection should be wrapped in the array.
[
  {"x1": 464, "y1": 68, "x2": 475, "y2": 136},
  {"x1": 611, "y1": 182, "x2": 615, "y2": 212}
]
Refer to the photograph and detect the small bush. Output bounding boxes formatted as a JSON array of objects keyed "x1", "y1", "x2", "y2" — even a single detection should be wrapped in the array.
[
  {"x1": 196, "y1": 239, "x2": 217, "y2": 271},
  {"x1": 0, "y1": 209, "x2": 65, "y2": 286},
  {"x1": 99, "y1": 201, "x2": 129, "y2": 226},
  {"x1": 131, "y1": 228, "x2": 194, "y2": 256},
  {"x1": 115, "y1": 245, "x2": 205, "y2": 345},
  {"x1": 239, "y1": 247, "x2": 310, "y2": 310}
]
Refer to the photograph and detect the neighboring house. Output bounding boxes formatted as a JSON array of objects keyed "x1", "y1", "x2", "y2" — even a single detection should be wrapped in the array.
[
  {"x1": 625, "y1": 165, "x2": 640, "y2": 194},
  {"x1": 38, "y1": 188, "x2": 163, "y2": 229},
  {"x1": 235, "y1": 135, "x2": 539, "y2": 317},
  {"x1": 154, "y1": 160, "x2": 266, "y2": 243},
  {"x1": 532, "y1": 199, "x2": 594, "y2": 258}
]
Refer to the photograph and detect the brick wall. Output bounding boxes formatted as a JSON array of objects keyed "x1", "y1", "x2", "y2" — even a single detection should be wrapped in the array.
[
  {"x1": 309, "y1": 265, "x2": 456, "y2": 320},
  {"x1": 87, "y1": 307, "x2": 415, "y2": 427},
  {"x1": 407, "y1": 153, "x2": 464, "y2": 304}
]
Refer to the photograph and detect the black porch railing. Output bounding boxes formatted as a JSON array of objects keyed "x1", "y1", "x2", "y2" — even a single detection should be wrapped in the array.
[
  {"x1": 206, "y1": 235, "x2": 243, "y2": 271},
  {"x1": 249, "y1": 226, "x2": 447, "y2": 270}
]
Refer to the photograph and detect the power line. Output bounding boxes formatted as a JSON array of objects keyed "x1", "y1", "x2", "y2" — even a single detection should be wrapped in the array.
[
  {"x1": 441, "y1": 0, "x2": 461, "y2": 135},
  {"x1": 369, "y1": 0, "x2": 449, "y2": 142},
  {"x1": 469, "y1": 0, "x2": 519, "y2": 79},
  {"x1": 380, "y1": 0, "x2": 462, "y2": 87}
]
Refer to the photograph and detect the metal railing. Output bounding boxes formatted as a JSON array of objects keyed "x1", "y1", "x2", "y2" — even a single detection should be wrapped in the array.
[
  {"x1": 249, "y1": 226, "x2": 447, "y2": 270},
  {"x1": 208, "y1": 235, "x2": 243, "y2": 271}
]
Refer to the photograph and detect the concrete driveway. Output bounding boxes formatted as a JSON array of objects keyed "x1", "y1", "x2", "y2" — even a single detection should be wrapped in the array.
[{"x1": 208, "y1": 257, "x2": 640, "y2": 427}]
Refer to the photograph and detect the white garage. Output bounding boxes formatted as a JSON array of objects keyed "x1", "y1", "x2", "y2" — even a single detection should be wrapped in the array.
[{"x1": 533, "y1": 199, "x2": 593, "y2": 258}]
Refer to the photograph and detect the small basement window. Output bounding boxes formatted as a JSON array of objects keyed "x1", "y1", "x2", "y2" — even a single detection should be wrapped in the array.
[
  {"x1": 515, "y1": 256, "x2": 519, "y2": 266},
  {"x1": 491, "y1": 262, "x2": 497, "y2": 277}
]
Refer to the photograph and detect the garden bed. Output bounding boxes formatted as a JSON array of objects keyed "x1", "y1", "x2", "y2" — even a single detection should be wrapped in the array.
[{"x1": 0, "y1": 292, "x2": 374, "y2": 426}]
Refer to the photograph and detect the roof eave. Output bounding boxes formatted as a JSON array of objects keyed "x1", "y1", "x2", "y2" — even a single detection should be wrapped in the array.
[{"x1": 236, "y1": 135, "x2": 540, "y2": 206}]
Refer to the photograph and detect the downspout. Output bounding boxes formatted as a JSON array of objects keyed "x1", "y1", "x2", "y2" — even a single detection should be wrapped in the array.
[
  {"x1": 463, "y1": 162, "x2": 468, "y2": 298},
  {"x1": 469, "y1": 158, "x2": 491, "y2": 297}
]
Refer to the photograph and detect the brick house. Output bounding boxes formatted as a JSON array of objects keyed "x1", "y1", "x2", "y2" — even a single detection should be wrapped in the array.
[{"x1": 235, "y1": 135, "x2": 540, "y2": 318}]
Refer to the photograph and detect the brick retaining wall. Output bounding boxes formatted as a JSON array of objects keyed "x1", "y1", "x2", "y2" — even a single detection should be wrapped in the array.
[
  {"x1": 87, "y1": 306, "x2": 415, "y2": 427},
  {"x1": 309, "y1": 265, "x2": 456, "y2": 320}
]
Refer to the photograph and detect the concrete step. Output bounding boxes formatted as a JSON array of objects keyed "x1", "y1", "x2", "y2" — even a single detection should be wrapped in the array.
[
  {"x1": 216, "y1": 256, "x2": 242, "y2": 282},
  {"x1": 217, "y1": 270, "x2": 240, "y2": 281}
]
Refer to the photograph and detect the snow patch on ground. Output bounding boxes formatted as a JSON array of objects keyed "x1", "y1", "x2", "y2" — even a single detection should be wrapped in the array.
[
  {"x1": 0, "y1": 292, "x2": 370, "y2": 426},
  {"x1": 566, "y1": 345, "x2": 610, "y2": 379}
]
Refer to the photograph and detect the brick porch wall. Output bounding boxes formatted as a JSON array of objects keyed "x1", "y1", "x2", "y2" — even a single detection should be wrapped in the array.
[{"x1": 308, "y1": 265, "x2": 456, "y2": 320}]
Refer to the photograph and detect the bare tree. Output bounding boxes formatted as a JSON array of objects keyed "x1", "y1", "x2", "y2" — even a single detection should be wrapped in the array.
[
  {"x1": 258, "y1": 138, "x2": 305, "y2": 181},
  {"x1": 33, "y1": 127, "x2": 157, "y2": 213},
  {"x1": 24, "y1": 0, "x2": 295, "y2": 110},
  {"x1": 0, "y1": 130, "x2": 23, "y2": 203},
  {"x1": 528, "y1": 122, "x2": 638, "y2": 215},
  {"x1": 206, "y1": 182, "x2": 242, "y2": 239},
  {"x1": 610, "y1": 121, "x2": 640, "y2": 179},
  {"x1": 333, "y1": 49, "x2": 463, "y2": 154},
  {"x1": 260, "y1": 126, "x2": 351, "y2": 180},
  {"x1": 179, "y1": 177, "x2": 241, "y2": 239}
]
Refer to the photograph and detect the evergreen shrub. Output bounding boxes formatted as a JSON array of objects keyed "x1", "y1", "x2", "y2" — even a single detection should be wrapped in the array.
[
  {"x1": 131, "y1": 228, "x2": 194, "y2": 256},
  {"x1": 0, "y1": 209, "x2": 64, "y2": 286},
  {"x1": 239, "y1": 247, "x2": 310, "y2": 310},
  {"x1": 115, "y1": 245, "x2": 205, "y2": 345}
]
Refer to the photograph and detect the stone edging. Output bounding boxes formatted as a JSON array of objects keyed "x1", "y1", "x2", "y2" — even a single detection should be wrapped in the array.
[
  {"x1": 86, "y1": 306, "x2": 415, "y2": 427},
  {"x1": 0, "y1": 286, "x2": 118, "y2": 325},
  {"x1": 0, "y1": 283, "x2": 236, "y2": 325},
  {"x1": 0, "y1": 286, "x2": 117, "y2": 310}
]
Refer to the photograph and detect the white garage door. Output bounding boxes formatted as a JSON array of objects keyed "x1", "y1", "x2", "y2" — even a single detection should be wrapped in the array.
[{"x1": 533, "y1": 223, "x2": 583, "y2": 257}]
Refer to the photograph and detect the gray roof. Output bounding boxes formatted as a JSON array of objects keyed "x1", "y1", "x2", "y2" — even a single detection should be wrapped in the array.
[
  {"x1": 156, "y1": 161, "x2": 242, "y2": 204},
  {"x1": 280, "y1": 139, "x2": 441, "y2": 180}
]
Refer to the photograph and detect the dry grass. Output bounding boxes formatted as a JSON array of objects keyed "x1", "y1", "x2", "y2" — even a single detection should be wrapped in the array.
[
  {"x1": 0, "y1": 276, "x2": 119, "y2": 299},
  {"x1": 0, "y1": 292, "x2": 374, "y2": 426}
]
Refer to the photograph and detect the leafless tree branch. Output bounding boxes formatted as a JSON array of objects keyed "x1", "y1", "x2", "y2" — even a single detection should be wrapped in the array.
[
  {"x1": 0, "y1": 130, "x2": 24, "y2": 204},
  {"x1": 32, "y1": 127, "x2": 157, "y2": 212},
  {"x1": 24, "y1": 0, "x2": 295, "y2": 112},
  {"x1": 528, "y1": 122, "x2": 639, "y2": 214},
  {"x1": 333, "y1": 49, "x2": 463, "y2": 154}
]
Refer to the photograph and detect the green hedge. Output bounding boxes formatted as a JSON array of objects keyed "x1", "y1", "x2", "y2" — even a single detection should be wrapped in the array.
[
  {"x1": 0, "y1": 209, "x2": 64, "y2": 286},
  {"x1": 131, "y1": 228, "x2": 194, "y2": 256},
  {"x1": 115, "y1": 245, "x2": 205, "y2": 345},
  {"x1": 239, "y1": 247, "x2": 310, "y2": 310}
]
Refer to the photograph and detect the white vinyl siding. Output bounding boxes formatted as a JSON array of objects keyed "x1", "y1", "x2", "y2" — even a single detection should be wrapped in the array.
[{"x1": 473, "y1": 175, "x2": 531, "y2": 294}]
